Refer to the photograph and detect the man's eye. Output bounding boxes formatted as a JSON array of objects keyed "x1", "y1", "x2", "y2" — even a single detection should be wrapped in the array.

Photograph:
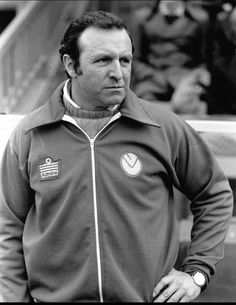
[
  {"x1": 97, "y1": 58, "x2": 110, "y2": 64},
  {"x1": 120, "y1": 58, "x2": 131, "y2": 64}
]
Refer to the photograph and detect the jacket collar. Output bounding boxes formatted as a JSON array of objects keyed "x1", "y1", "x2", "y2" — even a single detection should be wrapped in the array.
[
  {"x1": 25, "y1": 82, "x2": 160, "y2": 133},
  {"x1": 120, "y1": 89, "x2": 161, "y2": 128}
]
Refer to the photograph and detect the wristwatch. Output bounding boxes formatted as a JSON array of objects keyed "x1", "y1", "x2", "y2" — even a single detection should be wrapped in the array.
[{"x1": 190, "y1": 271, "x2": 206, "y2": 290}]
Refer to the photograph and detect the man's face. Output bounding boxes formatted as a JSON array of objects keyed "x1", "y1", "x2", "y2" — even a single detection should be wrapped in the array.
[{"x1": 72, "y1": 27, "x2": 133, "y2": 110}]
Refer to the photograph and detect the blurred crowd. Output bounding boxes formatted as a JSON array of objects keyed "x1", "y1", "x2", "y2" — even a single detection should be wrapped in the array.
[{"x1": 130, "y1": 0, "x2": 236, "y2": 115}]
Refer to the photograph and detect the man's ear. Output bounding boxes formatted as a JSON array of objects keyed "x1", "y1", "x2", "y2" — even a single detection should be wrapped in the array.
[{"x1": 62, "y1": 54, "x2": 79, "y2": 78}]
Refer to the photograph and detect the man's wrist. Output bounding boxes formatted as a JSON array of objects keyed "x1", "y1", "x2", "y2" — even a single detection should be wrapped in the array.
[{"x1": 186, "y1": 270, "x2": 207, "y2": 291}]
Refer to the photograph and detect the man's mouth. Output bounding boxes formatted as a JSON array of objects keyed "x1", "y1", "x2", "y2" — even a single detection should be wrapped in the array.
[{"x1": 105, "y1": 86, "x2": 123, "y2": 89}]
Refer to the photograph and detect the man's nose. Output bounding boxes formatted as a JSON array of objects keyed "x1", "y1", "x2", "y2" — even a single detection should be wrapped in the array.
[{"x1": 109, "y1": 60, "x2": 122, "y2": 80}]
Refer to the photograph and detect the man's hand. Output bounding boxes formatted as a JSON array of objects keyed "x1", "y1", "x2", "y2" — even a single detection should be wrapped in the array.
[{"x1": 153, "y1": 268, "x2": 201, "y2": 302}]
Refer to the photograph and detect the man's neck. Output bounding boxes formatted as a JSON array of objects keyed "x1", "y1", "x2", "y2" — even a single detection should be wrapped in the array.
[{"x1": 62, "y1": 79, "x2": 120, "y2": 138}]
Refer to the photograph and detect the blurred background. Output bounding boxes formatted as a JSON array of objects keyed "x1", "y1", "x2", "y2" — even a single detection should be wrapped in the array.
[
  {"x1": 1, "y1": 0, "x2": 236, "y2": 116},
  {"x1": 0, "y1": 0, "x2": 236, "y2": 302}
]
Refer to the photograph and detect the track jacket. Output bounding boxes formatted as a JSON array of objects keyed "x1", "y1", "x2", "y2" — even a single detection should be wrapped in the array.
[{"x1": 0, "y1": 82, "x2": 233, "y2": 302}]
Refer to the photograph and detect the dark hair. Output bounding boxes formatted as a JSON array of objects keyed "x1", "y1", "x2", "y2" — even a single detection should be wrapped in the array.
[{"x1": 59, "y1": 10, "x2": 134, "y2": 78}]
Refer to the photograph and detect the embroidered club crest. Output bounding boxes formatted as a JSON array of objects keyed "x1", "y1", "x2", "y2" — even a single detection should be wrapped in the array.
[
  {"x1": 39, "y1": 157, "x2": 61, "y2": 181},
  {"x1": 120, "y1": 152, "x2": 142, "y2": 177}
]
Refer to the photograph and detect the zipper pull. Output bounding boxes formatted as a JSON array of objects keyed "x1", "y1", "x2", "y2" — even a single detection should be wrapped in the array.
[{"x1": 90, "y1": 139, "x2": 95, "y2": 147}]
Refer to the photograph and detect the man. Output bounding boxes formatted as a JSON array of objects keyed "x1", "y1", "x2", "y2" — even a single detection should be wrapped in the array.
[
  {"x1": 0, "y1": 11, "x2": 233, "y2": 302},
  {"x1": 131, "y1": 0, "x2": 210, "y2": 106}
]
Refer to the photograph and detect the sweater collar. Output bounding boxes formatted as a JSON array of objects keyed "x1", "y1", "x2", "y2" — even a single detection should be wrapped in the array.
[{"x1": 25, "y1": 81, "x2": 161, "y2": 133}]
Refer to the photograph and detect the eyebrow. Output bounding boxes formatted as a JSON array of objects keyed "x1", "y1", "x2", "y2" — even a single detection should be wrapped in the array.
[{"x1": 91, "y1": 51, "x2": 132, "y2": 59}]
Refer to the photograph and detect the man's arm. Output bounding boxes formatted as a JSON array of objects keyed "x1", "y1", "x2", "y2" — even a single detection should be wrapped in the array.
[
  {"x1": 154, "y1": 117, "x2": 233, "y2": 302},
  {"x1": 175, "y1": 121, "x2": 233, "y2": 279},
  {"x1": 0, "y1": 139, "x2": 34, "y2": 302}
]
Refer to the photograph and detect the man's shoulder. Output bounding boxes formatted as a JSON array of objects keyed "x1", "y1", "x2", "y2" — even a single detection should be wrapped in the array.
[
  {"x1": 11, "y1": 81, "x2": 65, "y2": 137},
  {"x1": 137, "y1": 97, "x2": 184, "y2": 127},
  {"x1": 8, "y1": 100, "x2": 55, "y2": 153},
  {"x1": 13, "y1": 104, "x2": 47, "y2": 135},
  {"x1": 186, "y1": 3, "x2": 209, "y2": 24}
]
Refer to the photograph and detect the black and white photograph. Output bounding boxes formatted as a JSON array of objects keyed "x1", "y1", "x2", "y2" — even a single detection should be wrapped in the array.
[{"x1": 0, "y1": 0, "x2": 235, "y2": 302}]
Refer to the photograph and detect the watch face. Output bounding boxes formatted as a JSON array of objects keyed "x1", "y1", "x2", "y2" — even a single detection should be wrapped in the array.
[{"x1": 193, "y1": 272, "x2": 206, "y2": 286}]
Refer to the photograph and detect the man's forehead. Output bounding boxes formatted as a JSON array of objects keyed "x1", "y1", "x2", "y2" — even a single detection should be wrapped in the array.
[{"x1": 79, "y1": 26, "x2": 132, "y2": 53}]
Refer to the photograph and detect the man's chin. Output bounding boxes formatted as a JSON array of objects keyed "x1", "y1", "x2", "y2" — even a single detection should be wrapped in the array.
[
  {"x1": 112, "y1": 91, "x2": 126, "y2": 102},
  {"x1": 103, "y1": 96, "x2": 125, "y2": 107}
]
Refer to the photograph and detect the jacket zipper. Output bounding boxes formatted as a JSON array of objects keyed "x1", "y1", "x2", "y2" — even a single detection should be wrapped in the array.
[
  {"x1": 90, "y1": 138, "x2": 103, "y2": 302},
  {"x1": 62, "y1": 113, "x2": 121, "y2": 302}
]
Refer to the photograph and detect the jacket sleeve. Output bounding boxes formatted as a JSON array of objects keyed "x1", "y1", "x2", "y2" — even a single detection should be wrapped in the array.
[
  {"x1": 0, "y1": 138, "x2": 34, "y2": 302},
  {"x1": 172, "y1": 119, "x2": 234, "y2": 283}
]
